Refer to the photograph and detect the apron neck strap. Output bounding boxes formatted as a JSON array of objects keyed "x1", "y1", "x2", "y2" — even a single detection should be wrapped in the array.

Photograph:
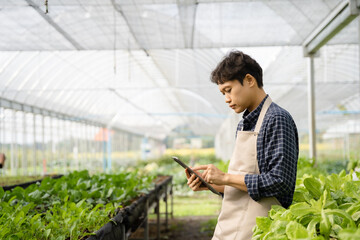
[{"x1": 254, "y1": 96, "x2": 272, "y2": 133}]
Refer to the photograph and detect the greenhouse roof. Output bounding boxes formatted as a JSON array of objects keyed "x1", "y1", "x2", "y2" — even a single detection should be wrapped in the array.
[{"x1": 0, "y1": 0, "x2": 359, "y2": 139}]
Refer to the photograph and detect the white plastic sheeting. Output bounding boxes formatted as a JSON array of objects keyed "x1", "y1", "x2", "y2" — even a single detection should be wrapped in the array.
[
  {"x1": 0, "y1": 0, "x2": 358, "y2": 142},
  {"x1": 0, "y1": 0, "x2": 353, "y2": 50}
]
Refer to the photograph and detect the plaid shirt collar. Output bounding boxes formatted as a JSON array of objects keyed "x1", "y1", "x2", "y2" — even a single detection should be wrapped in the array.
[{"x1": 241, "y1": 94, "x2": 269, "y2": 131}]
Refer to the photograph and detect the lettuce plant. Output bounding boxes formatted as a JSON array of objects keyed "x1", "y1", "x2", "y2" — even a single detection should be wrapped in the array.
[{"x1": 252, "y1": 170, "x2": 360, "y2": 240}]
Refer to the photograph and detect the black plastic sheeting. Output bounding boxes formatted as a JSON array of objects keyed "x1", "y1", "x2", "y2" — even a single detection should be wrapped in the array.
[
  {"x1": 2, "y1": 174, "x2": 63, "y2": 191},
  {"x1": 87, "y1": 176, "x2": 172, "y2": 240}
]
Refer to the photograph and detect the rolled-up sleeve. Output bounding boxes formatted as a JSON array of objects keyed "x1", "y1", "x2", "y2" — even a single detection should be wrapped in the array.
[{"x1": 244, "y1": 114, "x2": 298, "y2": 207}]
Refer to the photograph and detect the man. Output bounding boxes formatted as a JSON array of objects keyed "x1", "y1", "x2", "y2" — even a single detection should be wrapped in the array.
[{"x1": 186, "y1": 50, "x2": 299, "y2": 239}]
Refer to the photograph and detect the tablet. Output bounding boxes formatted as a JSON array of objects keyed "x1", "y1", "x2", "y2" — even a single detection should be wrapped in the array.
[{"x1": 172, "y1": 156, "x2": 221, "y2": 196}]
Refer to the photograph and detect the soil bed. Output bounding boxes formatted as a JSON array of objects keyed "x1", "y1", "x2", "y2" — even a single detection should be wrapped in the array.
[{"x1": 129, "y1": 215, "x2": 215, "y2": 240}]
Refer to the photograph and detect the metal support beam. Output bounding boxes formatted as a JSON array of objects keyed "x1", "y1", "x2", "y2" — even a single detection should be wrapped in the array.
[
  {"x1": 74, "y1": 122, "x2": 79, "y2": 171},
  {"x1": 84, "y1": 124, "x2": 88, "y2": 171},
  {"x1": 94, "y1": 126, "x2": 97, "y2": 170},
  {"x1": 25, "y1": 0, "x2": 84, "y2": 50},
  {"x1": 170, "y1": 184, "x2": 174, "y2": 219},
  {"x1": 11, "y1": 110, "x2": 16, "y2": 176},
  {"x1": 62, "y1": 119, "x2": 67, "y2": 174},
  {"x1": 164, "y1": 185, "x2": 169, "y2": 231},
  {"x1": 50, "y1": 116, "x2": 53, "y2": 174},
  {"x1": 303, "y1": 0, "x2": 360, "y2": 161},
  {"x1": 41, "y1": 115, "x2": 45, "y2": 176},
  {"x1": 177, "y1": 0, "x2": 198, "y2": 48},
  {"x1": 156, "y1": 197, "x2": 160, "y2": 240},
  {"x1": 57, "y1": 119, "x2": 62, "y2": 174},
  {"x1": 103, "y1": 129, "x2": 107, "y2": 172},
  {"x1": 33, "y1": 114, "x2": 37, "y2": 176},
  {"x1": 307, "y1": 56, "x2": 316, "y2": 161},
  {"x1": 107, "y1": 128, "x2": 112, "y2": 172},
  {"x1": 144, "y1": 199, "x2": 149, "y2": 240},
  {"x1": 22, "y1": 112, "x2": 27, "y2": 176},
  {"x1": 303, "y1": 0, "x2": 360, "y2": 56}
]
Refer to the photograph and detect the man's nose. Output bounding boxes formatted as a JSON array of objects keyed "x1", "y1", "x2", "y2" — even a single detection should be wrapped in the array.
[{"x1": 225, "y1": 95, "x2": 231, "y2": 103}]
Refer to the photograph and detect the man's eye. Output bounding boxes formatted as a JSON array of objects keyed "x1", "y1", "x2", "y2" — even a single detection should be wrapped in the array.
[{"x1": 226, "y1": 89, "x2": 231, "y2": 93}]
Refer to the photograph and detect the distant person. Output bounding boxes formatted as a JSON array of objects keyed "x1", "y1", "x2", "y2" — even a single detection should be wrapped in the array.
[
  {"x1": 0, "y1": 153, "x2": 6, "y2": 175},
  {"x1": 185, "y1": 50, "x2": 299, "y2": 239},
  {"x1": 0, "y1": 153, "x2": 5, "y2": 169}
]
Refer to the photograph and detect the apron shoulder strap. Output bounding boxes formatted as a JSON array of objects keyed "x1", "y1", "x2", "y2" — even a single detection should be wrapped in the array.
[{"x1": 254, "y1": 96, "x2": 272, "y2": 133}]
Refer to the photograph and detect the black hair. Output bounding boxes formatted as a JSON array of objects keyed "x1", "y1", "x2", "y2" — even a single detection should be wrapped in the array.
[{"x1": 211, "y1": 50, "x2": 263, "y2": 87}]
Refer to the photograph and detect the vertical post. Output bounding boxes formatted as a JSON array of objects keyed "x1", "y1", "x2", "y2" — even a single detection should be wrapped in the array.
[
  {"x1": 107, "y1": 128, "x2": 112, "y2": 172},
  {"x1": 0, "y1": 106, "x2": 3, "y2": 176},
  {"x1": 102, "y1": 128, "x2": 107, "y2": 172},
  {"x1": 358, "y1": 17, "x2": 360, "y2": 161},
  {"x1": 1, "y1": 108, "x2": 5, "y2": 176},
  {"x1": 121, "y1": 224, "x2": 126, "y2": 240},
  {"x1": 50, "y1": 116, "x2": 53, "y2": 174},
  {"x1": 23, "y1": 112, "x2": 27, "y2": 176},
  {"x1": 170, "y1": 184, "x2": 174, "y2": 219},
  {"x1": 11, "y1": 110, "x2": 16, "y2": 176},
  {"x1": 42, "y1": 115, "x2": 46, "y2": 176},
  {"x1": 165, "y1": 185, "x2": 169, "y2": 231},
  {"x1": 57, "y1": 118, "x2": 61, "y2": 174},
  {"x1": 33, "y1": 113, "x2": 37, "y2": 176},
  {"x1": 92, "y1": 125, "x2": 96, "y2": 172},
  {"x1": 144, "y1": 199, "x2": 149, "y2": 240},
  {"x1": 84, "y1": 124, "x2": 88, "y2": 170},
  {"x1": 63, "y1": 119, "x2": 67, "y2": 174},
  {"x1": 15, "y1": 111, "x2": 19, "y2": 176},
  {"x1": 74, "y1": 122, "x2": 79, "y2": 171},
  {"x1": 72, "y1": 122, "x2": 75, "y2": 171},
  {"x1": 307, "y1": 55, "x2": 317, "y2": 162},
  {"x1": 156, "y1": 197, "x2": 160, "y2": 240},
  {"x1": 0, "y1": 107, "x2": 3, "y2": 153},
  {"x1": 80, "y1": 122, "x2": 84, "y2": 169}
]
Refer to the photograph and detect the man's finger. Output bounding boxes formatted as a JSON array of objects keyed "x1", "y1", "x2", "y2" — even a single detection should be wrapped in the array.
[
  {"x1": 187, "y1": 174, "x2": 195, "y2": 184},
  {"x1": 189, "y1": 178, "x2": 198, "y2": 188},
  {"x1": 191, "y1": 180, "x2": 201, "y2": 191},
  {"x1": 191, "y1": 165, "x2": 209, "y2": 171},
  {"x1": 185, "y1": 168, "x2": 191, "y2": 178},
  {"x1": 202, "y1": 169, "x2": 208, "y2": 179},
  {"x1": 191, "y1": 176, "x2": 199, "y2": 185}
]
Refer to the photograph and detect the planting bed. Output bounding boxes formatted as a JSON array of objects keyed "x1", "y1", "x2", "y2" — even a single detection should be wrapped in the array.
[
  {"x1": 0, "y1": 171, "x2": 172, "y2": 240},
  {"x1": 88, "y1": 175, "x2": 173, "y2": 240}
]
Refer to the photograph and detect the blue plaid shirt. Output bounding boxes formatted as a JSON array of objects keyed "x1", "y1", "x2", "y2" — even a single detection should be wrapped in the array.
[{"x1": 237, "y1": 95, "x2": 299, "y2": 208}]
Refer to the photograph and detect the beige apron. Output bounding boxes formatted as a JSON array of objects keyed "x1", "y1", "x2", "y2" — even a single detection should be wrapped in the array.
[{"x1": 212, "y1": 97, "x2": 280, "y2": 240}]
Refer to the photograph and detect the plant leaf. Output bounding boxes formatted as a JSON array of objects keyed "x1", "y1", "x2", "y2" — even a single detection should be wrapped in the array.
[
  {"x1": 304, "y1": 177, "x2": 322, "y2": 199},
  {"x1": 285, "y1": 221, "x2": 309, "y2": 240}
]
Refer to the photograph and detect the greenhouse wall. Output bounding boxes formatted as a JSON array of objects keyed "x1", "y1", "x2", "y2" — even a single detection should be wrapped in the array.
[{"x1": 0, "y1": 99, "x2": 164, "y2": 176}]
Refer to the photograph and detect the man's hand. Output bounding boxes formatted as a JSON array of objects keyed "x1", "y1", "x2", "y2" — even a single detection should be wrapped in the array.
[
  {"x1": 185, "y1": 168, "x2": 208, "y2": 192},
  {"x1": 192, "y1": 164, "x2": 226, "y2": 185}
]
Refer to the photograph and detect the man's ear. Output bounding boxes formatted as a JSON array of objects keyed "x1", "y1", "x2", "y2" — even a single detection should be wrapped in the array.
[{"x1": 245, "y1": 74, "x2": 256, "y2": 87}]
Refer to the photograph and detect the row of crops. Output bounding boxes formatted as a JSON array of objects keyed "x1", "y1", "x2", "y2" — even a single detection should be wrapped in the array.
[
  {"x1": 0, "y1": 153, "x2": 222, "y2": 240},
  {"x1": 0, "y1": 170, "x2": 156, "y2": 240},
  {"x1": 249, "y1": 156, "x2": 360, "y2": 240},
  {"x1": 252, "y1": 170, "x2": 360, "y2": 239},
  {"x1": 1, "y1": 153, "x2": 360, "y2": 240}
]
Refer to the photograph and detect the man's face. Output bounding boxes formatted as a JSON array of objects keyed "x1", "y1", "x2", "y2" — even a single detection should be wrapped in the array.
[{"x1": 218, "y1": 79, "x2": 251, "y2": 113}]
